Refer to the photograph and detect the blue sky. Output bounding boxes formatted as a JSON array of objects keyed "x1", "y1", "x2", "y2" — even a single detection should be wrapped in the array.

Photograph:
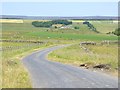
[{"x1": 2, "y1": 2, "x2": 118, "y2": 16}]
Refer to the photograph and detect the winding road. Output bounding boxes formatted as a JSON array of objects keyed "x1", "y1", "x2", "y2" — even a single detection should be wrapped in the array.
[{"x1": 22, "y1": 45, "x2": 118, "y2": 88}]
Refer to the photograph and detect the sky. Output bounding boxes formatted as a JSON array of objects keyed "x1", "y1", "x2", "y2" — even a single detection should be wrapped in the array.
[{"x1": 1, "y1": 2, "x2": 118, "y2": 16}]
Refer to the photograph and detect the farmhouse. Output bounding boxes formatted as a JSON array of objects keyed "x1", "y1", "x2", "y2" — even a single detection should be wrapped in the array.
[{"x1": 60, "y1": 25, "x2": 72, "y2": 29}]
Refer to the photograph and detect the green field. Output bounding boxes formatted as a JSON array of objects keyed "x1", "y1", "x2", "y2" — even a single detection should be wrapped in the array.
[
  {"x1": 90, "y1": 21, "x2": 118, "y2": 33},
  {"x1": 2, "y1": 22, "x2": 118, "y2": 41},
  {"x1": 1, "y1": 19, "x2": 118, "y2": 88}
]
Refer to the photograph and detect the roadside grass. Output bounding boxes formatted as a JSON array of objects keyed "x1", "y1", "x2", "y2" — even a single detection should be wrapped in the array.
[
  {"x1": 2, "y1": 42, "x2": 55, "y2": 88},
  {"x1": 85, "y1": 44, "x2": 118, "y2": 69},
  {"x1": 48, "y1": 44, "x2": 118, "y2": 76}
]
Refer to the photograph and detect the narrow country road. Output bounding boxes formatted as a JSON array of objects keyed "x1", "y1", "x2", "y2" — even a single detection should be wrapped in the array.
[{"x1": 22, "y1": 45, "x2": 118, "y2": 88}]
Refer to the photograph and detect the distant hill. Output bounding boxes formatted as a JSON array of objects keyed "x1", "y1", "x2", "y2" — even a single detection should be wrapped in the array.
[{"x1": 0, "y1": 15, "x2": 118, "y2": 20}]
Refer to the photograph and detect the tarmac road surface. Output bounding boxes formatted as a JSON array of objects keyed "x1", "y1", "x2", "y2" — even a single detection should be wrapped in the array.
[{"x1": 22, "y1": 45, "x2": 118, "y2": 88}]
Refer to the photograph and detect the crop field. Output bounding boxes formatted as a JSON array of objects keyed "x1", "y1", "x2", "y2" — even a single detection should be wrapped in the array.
[
  {"x1": 1, "y1": 19, "x2": 50, "y2": 24},
  {"x1": 1, "y1": 19, "x2": 24, "y2": 23},
  {"x1": 1, "y1": 19, "x2": 119, "y2": 88}
]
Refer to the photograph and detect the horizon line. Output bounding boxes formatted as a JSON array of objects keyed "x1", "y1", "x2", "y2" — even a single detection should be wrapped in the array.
[{"x1": 1, "y1": 15, "x2": 118, "y2": 17}]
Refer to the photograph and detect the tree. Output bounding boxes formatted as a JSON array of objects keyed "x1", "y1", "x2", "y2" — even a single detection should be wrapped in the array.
[
  {"x1": 32, "y1": 21, "x2": 52, "y2": 28},
  {"x1": 54, "y1": 26, "x2": 57, "y2": 28},
  {"x1": 83, "y1": 21, "x2": 99, "y2": 33},
  {"x1": 113, "y1": 28, "x2": 120, "y2": 36},
  {"x1": 51, "y1": 20, "x2": 72, "y2": 25},
  {"x1": 83, "y1": 21, "x2": 89, "y2": 25},
  {"x1": 74, "y1": 26, "x2": 79, "y2": 29}
]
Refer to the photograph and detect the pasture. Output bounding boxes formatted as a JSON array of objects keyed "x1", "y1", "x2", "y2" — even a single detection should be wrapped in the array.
[
  {"x1": 1, "y1": 19, "x2": 118, "y2": 88},
  {"x1": 2, "y1": 22, "x2": 118, "y2": 41},
  {"x1": 90, "y1": 21, "x2": 118, "y2": 33}
]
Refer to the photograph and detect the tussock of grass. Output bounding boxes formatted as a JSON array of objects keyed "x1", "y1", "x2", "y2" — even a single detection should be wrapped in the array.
[{"x1": 2, "y1": 57, "x2": 31, "y2": 88}]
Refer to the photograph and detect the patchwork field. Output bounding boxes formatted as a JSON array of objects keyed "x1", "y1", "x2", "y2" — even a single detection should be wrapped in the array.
[{"x1": 2, "y1": 22, "x2": 118, "y2": 41}]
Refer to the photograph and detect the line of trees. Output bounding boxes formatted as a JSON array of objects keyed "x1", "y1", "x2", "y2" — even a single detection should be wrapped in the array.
[
  {"x1": 83, "y1": 21, "x2": 99, "y2": 33},
  {"x1": 32, "y1": 21, "x2": 52, "y2": 27},
  {"x1": 106, "y1": 28, "x2": 120, "y2": 36},
  {"x1": 51, "y1": 20, "x2": 72, "y2": 25},
  {"x1": 32, "y1": 20, "x2": 72, "y2": 28}
]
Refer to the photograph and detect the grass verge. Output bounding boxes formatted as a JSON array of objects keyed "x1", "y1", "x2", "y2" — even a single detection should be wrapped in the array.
[
  {"x1": 48, "y1": 44, "x2": 118, "y2": 76},
  {"x1": 2, "y1": 42, "x2": 55, "y2": 88}
]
